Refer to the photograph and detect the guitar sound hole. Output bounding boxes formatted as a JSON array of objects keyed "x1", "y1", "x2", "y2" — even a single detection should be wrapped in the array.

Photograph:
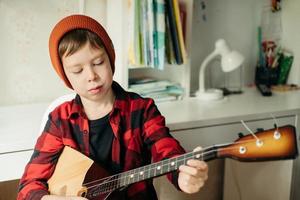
[{"x1": 80, "y1": 192, "x2": 86, "y2": 197}]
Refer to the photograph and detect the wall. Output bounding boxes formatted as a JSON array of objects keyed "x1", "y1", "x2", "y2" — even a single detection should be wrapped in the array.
[
  {"x1": 0, "y1": 0, "x2": 106, "y2": 106},
  {"x1": 281, "y1": 0, "x2": 300, "y2": 85},
  {"x1": 1, "y1": 0, "x2": 300, "y2": 105},
  {"x1": 190, "y1": 0, "x2": 300, "y2": 93}
]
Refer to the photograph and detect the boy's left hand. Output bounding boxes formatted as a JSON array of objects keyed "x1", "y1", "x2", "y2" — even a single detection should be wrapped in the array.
[{"x1": 178, "y1": 146, "x2": 208, "y2": 194}]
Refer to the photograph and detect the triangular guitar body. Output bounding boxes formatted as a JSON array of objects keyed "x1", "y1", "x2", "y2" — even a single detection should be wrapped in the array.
[{"x1": 48, "y1": 146, "x2": 93, "y2": 196}]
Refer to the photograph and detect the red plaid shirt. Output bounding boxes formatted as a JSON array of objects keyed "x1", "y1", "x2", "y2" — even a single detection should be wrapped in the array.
[{"x1": 18, "y1": 82, "x2": 185, "y2": 200}]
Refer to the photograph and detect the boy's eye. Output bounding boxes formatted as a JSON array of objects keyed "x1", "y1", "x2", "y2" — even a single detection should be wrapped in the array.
[
  {"x1": 73, "y1": 69, "x2": 83, "y2": 74},
  {"x1": 93, "y1": 61, "x2": 104, "y2": 66}
]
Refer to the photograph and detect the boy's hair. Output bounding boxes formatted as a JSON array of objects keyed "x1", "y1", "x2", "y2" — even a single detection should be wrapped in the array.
[
  {"x1": 58, "y1": 29, "x2": 104, "y2": 59},
  {"x1": 49, "y1": 15, "x2": 115, "y2": 89}
]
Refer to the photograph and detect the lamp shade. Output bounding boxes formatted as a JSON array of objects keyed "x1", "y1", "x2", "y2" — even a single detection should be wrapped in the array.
[
  {"x1": 196, "y1": 38, "x2": 244, "y2": 100},
  {"x1": 221, "y1": 50, "x2": 245, "y2": 72}
]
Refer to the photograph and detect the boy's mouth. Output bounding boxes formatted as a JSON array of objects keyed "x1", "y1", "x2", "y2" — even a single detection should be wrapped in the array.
[{"x1": 88, "y1": 86, "x2": 102, "y2": 94}]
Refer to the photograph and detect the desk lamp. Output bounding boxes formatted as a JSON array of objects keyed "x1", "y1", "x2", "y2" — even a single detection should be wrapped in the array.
[{"x1": 196, "y1": 39, "x2": 245, "y2": 100}]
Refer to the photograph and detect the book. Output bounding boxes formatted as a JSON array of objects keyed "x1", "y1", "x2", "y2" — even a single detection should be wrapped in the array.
[
  {"x1": 129, "y1": 78, "x2": 184, "y2": 102},
  {"x1": 165, "y1": 15, "x2": 176, "y2": 64},
  {"x1": 128, "y1": 0, "x2": 136, "y2": 66},
  {"x1": 134, "y1": 0, "x2": 142, "y2": 66},
  {"x1": 148, "y1": 93, "x2": 177, "y2": 103},
  {"x1": 153, "y1": 0, "x2": 166, "y2": 70},
  {"x1": 147, "y1": 0, "x2": 155, "y2": 68},
  {"x1": 179, "y1": 2, "x2": 187, "y2": 43},
  {"x1": 140, "y1": 0, "x2": 148, "y2": 66},
  {"x1": 165, "y1": 0, "x2": 183, "y2": 64},
  {"x1": 129, "y1": 80, "x2": 172, "y2": 90},
  {"x1": 173, "y1": 0, "x2": 187, "y2": 64}
]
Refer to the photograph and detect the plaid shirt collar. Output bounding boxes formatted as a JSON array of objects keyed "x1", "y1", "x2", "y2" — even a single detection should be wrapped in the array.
[{"x1": 67, "y1": 81, "x2": 129, "y2": 119}]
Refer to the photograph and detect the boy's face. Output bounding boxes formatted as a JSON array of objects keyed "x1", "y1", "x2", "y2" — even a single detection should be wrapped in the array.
[{"x1": 62, "y1": 42, "x2": 113, "y2": 103}]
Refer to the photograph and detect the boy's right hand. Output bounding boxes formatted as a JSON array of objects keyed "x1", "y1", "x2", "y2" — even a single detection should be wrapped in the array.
[{"x1": 41, "y1": 195, "x2": 88, "y2": 200}]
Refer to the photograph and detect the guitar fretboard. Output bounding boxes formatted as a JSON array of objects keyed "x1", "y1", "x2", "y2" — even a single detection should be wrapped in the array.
[
  {"x1": 87, "y1": 145, "x2": 220, "y2": 197},
  {"x1": 120, "y1": 147, "x2": 217, "y2": 186}
]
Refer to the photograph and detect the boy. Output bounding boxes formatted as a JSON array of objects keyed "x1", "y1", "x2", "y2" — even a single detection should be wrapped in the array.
[{"x1": 18, "y1": 15, "x2": 208, "y2": 200}]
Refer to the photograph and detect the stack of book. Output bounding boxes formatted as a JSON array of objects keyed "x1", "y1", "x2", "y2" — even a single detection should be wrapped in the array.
[
  {"x1": 128, "y1": 0, "x2": 186, "y2": 70},
  {"x1": 128, "y1": 78, "x2": 184, "y2": 103}
]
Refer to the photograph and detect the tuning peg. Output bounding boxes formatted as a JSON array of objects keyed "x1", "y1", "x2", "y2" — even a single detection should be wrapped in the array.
[
  {"x1": 238, "y1": 132, "x2": 244, "y2": 138},
  {"x1": 257, "y1": 128, "x2": 264, "y2": 132}
]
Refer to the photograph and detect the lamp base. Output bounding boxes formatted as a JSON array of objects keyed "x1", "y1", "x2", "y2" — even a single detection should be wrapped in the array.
[{"x1": 195, "y1": 89, "x2": 224, "y2": 100}]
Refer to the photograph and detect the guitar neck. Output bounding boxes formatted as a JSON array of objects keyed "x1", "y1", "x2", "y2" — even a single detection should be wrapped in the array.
[
  {"x1": 120, "y1": 145, "x2": 220, "y2": 186},
  {"x1": 88, "y1": 145, "x2": 223, "y2": 197}
]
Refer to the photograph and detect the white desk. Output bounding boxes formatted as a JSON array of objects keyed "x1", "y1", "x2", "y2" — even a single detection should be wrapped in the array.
[
  {"x1": 1, "y1": 88, "x2": 300, "y2": 200},
  {"x1": 158, "y1": 88, "x2": 300, "y2": 200}
]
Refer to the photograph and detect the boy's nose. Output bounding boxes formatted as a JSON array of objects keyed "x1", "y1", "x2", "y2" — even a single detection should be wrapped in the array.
[{"x1": 87, "y1": 67, "x2": 99, "y2": 81}]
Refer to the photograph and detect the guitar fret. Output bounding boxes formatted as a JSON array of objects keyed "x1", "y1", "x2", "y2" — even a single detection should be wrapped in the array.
[
  {"x1": 132, "y1": 168, "x2": 137, "y2": 183},
  {"x1": 118, "y1": 175, "x2": 121, "y2": 188},
  {"x1": 153, "y1": 163, "x2": 157, "y2": 177},
  {"x1": 115, "y1": 174, "x2": 121, "y2": 189},
  {"x1": 171, "y1": 159, "x2": 175, "y2": 170},
  {"x1": 139, "y1": 166, "x2": 144, "y2": 176},
  {"x1": 124, "y1": 171, "x2": 129, "y2": 186},
  {"x1": 162, "y1": 159, "x2": 168, "y2": 173},
  {"x1": 157, "y1": 163, "x2": 162, "y2": 175},
  {"x1": 150, "y1": 163, "x2": 156, "y2": 177},
  {"x1": 124, "y1": 172, "x2": 128, "y2": 186},
  {"x1": 138, "y1": 165, "x2": 145, "y2": 181},
  {"x1": 184, "y1": 153, "x2": 188, "y2": 165},
  {"x1": 106, "y1": 177, "x2": 110, "y2": 192},
  {"x1": 109, "y1": 177, "x2": 114, "y2": 192},
  {"x1": 178, "y1": 154, "x2": 185, "y2": 166},
  {"x1": 135, "y1": 167, "x2": 141, "y2": 182},
  {"x1": 108, "y1": 147, "x2": 220, "y2": 191},
  {"x1": 120, "y1": 173, "x2": 125, "y2": 187},
  {"x1": 110, "y1": 177, "x2": 113, "y2": 191},
  {"x1": 144, "y1": 165, "x2": 150, "y2": 179},
  {"x1": 127, "y1": 171, "x2": 133, "y2": 185},
  {"x1": 170, "y1": 157, "x2": 176, "y2": 171}
]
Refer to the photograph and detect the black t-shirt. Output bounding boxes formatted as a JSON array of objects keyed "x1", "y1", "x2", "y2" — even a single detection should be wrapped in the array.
[
  {"x1": 88, "y1": 113, "x2": 114, "y2": 170},
  {"x1": 89, "y1": 114, "x2": 127, "y2": 199},
  {"x1": 89, "y1": 114, "x2": 127, "y2": 200}
]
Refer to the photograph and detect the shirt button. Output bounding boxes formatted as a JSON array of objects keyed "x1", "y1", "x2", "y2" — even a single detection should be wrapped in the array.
[{"x1": 83, "y1": 130, "x2": 88, "y2": 134}]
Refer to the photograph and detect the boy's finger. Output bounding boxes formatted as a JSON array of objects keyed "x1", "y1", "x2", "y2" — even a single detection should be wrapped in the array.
[
  {"x1": 187, "y1": 159, "x2": 208, "y2": 170},
  {"x1": 179, "y1": 164, "x2": 198, "y2": 175},
  {"x1": 179, "y1": 162, "x2": 207, "y2": 176},
  {"x1": 193, "y1": 146, "x2": 203, "y2": 152}
]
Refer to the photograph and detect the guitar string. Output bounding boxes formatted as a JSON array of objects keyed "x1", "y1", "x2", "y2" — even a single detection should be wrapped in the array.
[
  {"x1": 88, "y1": 142, "x2": 268, "y2": 195},
  {"x1": 85, "y1": 148, "x2": 220, "y2": 194},
  {"x1": 84, "y1": 141, "x2": 267, "y2": 194},
  {"x1": 95, "y1": 129, "x2": 290, "y2": 196},
  {"x1": 88, "y1": 136, "x2": 285, "y2": 196},
  {"x1": 241, "y1": 120, "x2": 259, "y2": 141},
  {"x1": 83, "y1": 134, "x2": 277, "y2": 188},
  {"x1": 82, "y1": 144, "x2": 218, "y2": 187},
  {"x1": 83, "y1": 132, "x2": 284, "y2": 195}
]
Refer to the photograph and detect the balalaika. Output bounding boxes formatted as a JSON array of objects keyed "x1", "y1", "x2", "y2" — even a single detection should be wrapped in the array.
[{"x1": 47, "y1": 125, "x2": 298, "y2": 199}]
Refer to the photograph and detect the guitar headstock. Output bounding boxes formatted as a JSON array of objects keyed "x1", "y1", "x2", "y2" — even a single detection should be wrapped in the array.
[{"x1": 218, "y1": 125, "x2": 298, "y2": 161}]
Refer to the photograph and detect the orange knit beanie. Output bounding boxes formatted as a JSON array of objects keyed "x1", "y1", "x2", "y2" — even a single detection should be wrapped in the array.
[{"x1": 49, "y1": 14, "x2": 115, "y2": 89}]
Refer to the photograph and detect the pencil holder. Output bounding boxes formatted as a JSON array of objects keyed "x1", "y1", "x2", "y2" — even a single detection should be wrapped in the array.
[{"x1": 255, "y1": 66, "x2": 279, "y2": 86}]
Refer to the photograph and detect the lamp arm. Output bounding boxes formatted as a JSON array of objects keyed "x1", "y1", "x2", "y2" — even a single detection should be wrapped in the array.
[{"x1": 198, "y1": 50, "x2": 218, "y2": 93}]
